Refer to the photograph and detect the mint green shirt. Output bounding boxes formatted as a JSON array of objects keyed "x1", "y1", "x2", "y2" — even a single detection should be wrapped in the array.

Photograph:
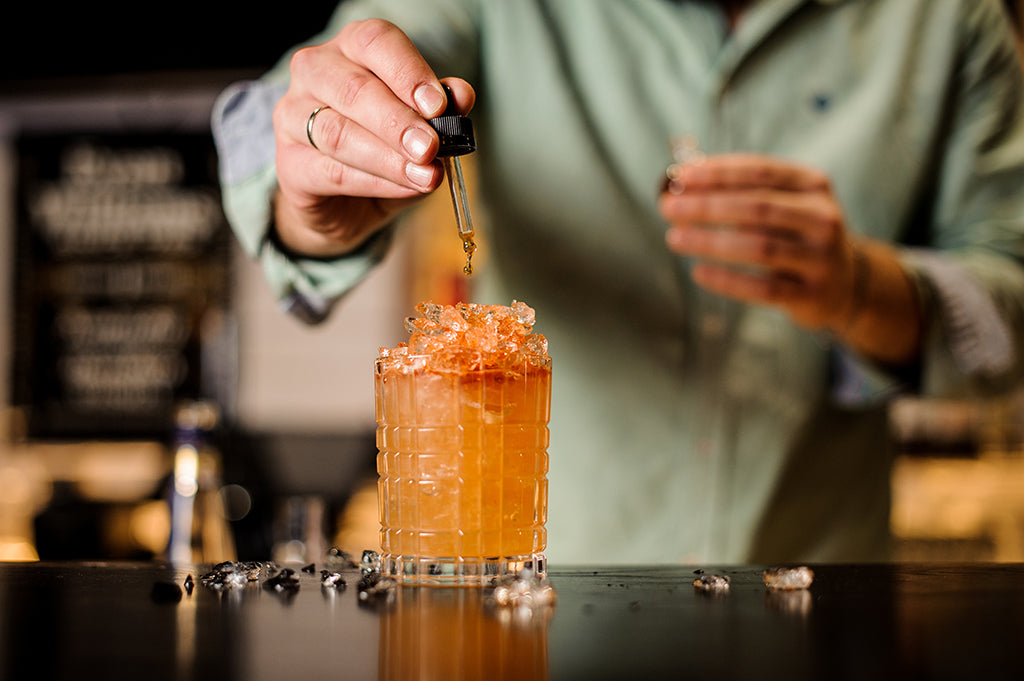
[{"x1": 213, "y1": 0, "x2": 1024, "y2": 563}]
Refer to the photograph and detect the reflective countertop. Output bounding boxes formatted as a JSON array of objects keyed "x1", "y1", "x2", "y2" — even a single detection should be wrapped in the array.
[{"x1": 2, "y1": 561, "x2": 1022, "y2": 680}]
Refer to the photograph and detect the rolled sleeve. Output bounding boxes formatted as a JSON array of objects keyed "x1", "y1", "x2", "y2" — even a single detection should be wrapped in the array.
[
  {"x1": 831, "y1": 247, "x2": 1024, "y2": 407},
  {"x1": 211, "y1": 79, "x2": 283, "y2": 258},
  {"x1": 211, "y1": 79, "x2": 394, "y2": 324},
  {"x1": 902, "y1": 248, "x2": 1024, "y2": 396}
]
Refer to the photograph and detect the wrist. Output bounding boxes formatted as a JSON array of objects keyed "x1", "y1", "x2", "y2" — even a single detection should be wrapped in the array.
[
  {"x1": 829, "y1": 240, "x2": 923, "y2": 367},
  {"x1": 270, "y1": 190, "x2": 384, "y2": 260},
  {"x1": 831, "y1": 241, "x2": 870, "y2": 336}
]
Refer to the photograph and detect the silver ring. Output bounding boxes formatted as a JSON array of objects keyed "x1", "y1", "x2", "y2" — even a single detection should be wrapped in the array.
[{"x1": 306, "y1": 105, "x2": 331, "y2": 151}]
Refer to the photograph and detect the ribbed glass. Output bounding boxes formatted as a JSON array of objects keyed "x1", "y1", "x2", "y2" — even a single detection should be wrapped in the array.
[{"x1": 375, "y1": 356, "x2": 550, "y2": 585}]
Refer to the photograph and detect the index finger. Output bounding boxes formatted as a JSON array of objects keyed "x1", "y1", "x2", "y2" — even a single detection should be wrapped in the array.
[
  {"x1": 676, "y1": 154, "x2": 830, "y2": 192},
  {"x1": 335, "y1": 19, "x2": 449, "y2": 118}
]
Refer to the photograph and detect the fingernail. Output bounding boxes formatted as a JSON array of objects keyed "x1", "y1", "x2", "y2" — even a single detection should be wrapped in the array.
[
  {"x1": 664, "y1": 164, "x2": 688, "y2": 195},
  {"x1": 414, "y1": 84, "x2": 445, "y2": 117},
  {"x1": 402, "y1": 127, "x2": 432, "y2": 160},
  {"x1": 405, "y1": 162, "x2": 435, "y2": 188},
  {"x1": 675, "y1": 164, "x2": 696, "y2": 188}
]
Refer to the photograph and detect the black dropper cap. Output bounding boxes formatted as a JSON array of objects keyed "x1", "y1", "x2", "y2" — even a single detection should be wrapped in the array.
[{"x1": 428, "y1": 84, "x2": 475, "y2": 158}]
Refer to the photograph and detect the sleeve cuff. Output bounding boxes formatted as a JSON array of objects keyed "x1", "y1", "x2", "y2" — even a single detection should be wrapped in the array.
[
  {"x1": 831, "y1": 248, "x2": 1021, "y2": 406},
  {"x1": 259, "y1": 224, "x2": 396, "y2": 325},
  {"x1": 901, "y1": 249, "x2": 1023, "y2": 398}
]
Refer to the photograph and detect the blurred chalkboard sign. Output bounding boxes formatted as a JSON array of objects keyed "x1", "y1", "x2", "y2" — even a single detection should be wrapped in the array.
[{"x1": 11, "y1": 134, "x2": 232, "y2": 438}]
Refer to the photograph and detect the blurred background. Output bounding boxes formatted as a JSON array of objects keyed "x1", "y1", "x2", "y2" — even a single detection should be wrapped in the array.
[
  {"x1": 0, "y1": 0, "x2": 477, "y2": 565},
  {"x1": 0, "y1": 1, "x2": 1022, "y2": 566}
]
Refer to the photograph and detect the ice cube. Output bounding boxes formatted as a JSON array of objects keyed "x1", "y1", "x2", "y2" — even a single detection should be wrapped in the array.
[
  {"x1": 511, "y1": 300, "x2": 535, "y2": 326},
  {"x1": 523, "y1": 334, "x2": 548, "y2": 358},
  {"x1": 361, "y1": 549, "x2": 381, "y2": 575},
  {"x1": 206, "y1": 560, "x2": 265, "y2": 583},
  {"x1": 693, "y1": 574, "x2": 731, "y2": 591},
  {"x1": 488, "y1": 570, "x2": 557, "y2": 612},
  {"x1": 439, "y1": 306, "x2": 469, "y2": 333},
  {"x1": 358, "y1": 570, "x2": 381, "y2": 592},
  {"x1": 263, "y1": 568, "x2": 300, "y2": 593},
  {"x1": 416, "y1": 301, "x2": 444, "y2": 323},
  {"x1": 325, "y1": 547, "x2": 359, "y2": 569},
  {"x1": 199, "y1": 566, "x2": 247, "y2": 591},
  {"x1": 357, "y1": 572, "x2": 397, "y2": 607},
  {"x1": 320, "y1": 570, "x2": 347, "y2": 590},
  {"x1": 465, "y1": 324, "x2": 498, "y2": 352},
  {"x1": 240, "y1": 561, "x2": 269, "y2": 581},
  {"x1": 763, "y1": 566, "x2": 814, "y2": 590}
]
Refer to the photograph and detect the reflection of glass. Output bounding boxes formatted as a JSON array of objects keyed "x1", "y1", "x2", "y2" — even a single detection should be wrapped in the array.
[
  {"x1": 375, "y1": 354, "x2": 551, "y2": 585},
  {"x1": 379, "y1": 587, "x2": 550, "y2": 681}
]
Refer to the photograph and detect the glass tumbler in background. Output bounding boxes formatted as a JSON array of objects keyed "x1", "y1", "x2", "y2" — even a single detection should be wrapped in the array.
[{"x1": 375, "y1": 345, "x2": 551, "y2": 586}]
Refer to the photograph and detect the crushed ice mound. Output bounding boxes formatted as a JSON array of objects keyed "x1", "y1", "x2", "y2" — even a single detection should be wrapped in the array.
[{"x1": 379, "y1": 300, "x2": 550, "y2": 374}]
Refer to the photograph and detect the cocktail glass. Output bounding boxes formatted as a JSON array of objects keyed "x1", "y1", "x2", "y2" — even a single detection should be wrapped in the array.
[{"x1": 375, "y1": 302, "x2": 550, "y2": 585}]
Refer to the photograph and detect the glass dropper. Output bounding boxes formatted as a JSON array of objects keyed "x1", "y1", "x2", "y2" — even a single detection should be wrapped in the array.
[{"x1": 428, "y1": 84, "x2": 477, "y2": 275}]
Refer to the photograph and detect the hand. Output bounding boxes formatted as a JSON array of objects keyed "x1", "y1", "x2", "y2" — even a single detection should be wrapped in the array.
[
  {"x1": 272, "y1": 19, "x2": 475, "y2": 257},
  {"x1": 659, "y1": 153, "x2": 922, "y2": 365},
  {"x1": 659, "y1": 153, "x2": 860, "y2": 332}
]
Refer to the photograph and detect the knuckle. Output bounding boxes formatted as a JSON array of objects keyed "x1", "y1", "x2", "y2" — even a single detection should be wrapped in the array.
[
  {"x1": 812, "y1": 170, "x2": 832, "y2": 191},
  {"x1": 819, "y1": 210, "x2": 844, "y2": 247},
  {"x1": 753, "y1": 165, "x2": 775, "y2": 187},
  {"x1": 348, "y1": 18, "x2": 398, "y2": 53},
  {"x1": 288, "y1": 45, "x2": 317, "y2": 76},
  {"x1": 318, "y1": 113, "x2": 351, "y2": 154},
  {"x1": 322, "y1": 157, "x2": 347, "y2": 187},
  {"x1": 337, "y1": 72, "x2": 372, "y2": 108},
  {"x1": 755, "y1": 236, "x2": 778, "y2": 262},
  {"x1": 751, "y1": 196, "x2": 773, "y2": 223},
  {"x1": 826, "y1": 209, "x2": 843, "y2": 233}
]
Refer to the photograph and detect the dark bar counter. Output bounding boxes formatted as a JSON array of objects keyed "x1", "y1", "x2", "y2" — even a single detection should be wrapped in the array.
[{"x1": 2, "y1": 561, "x2": 1022, "y2": 680}]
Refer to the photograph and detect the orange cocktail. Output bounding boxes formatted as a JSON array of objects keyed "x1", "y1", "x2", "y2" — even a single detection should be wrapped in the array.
[{"x1": 375, "y1": 301, "x2": 551, "y2": 585}]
